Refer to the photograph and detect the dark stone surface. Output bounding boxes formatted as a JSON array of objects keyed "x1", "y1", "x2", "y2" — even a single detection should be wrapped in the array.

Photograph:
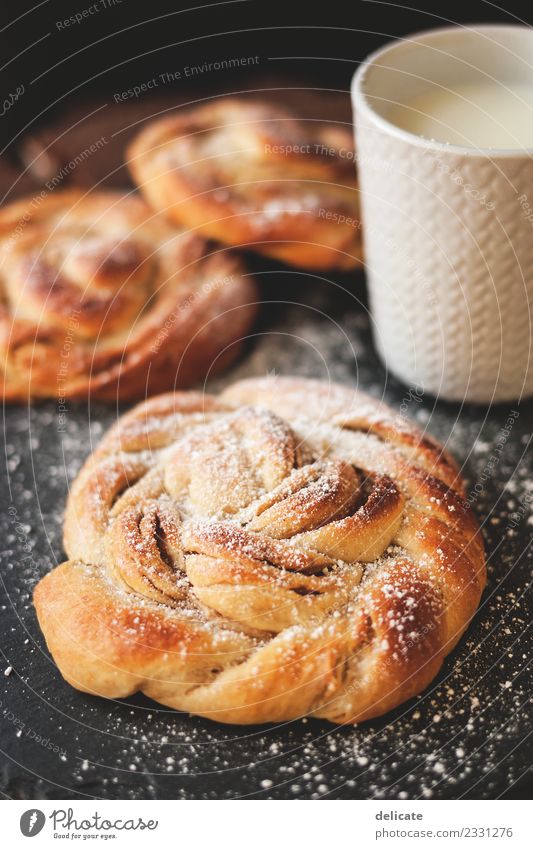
[{"x1": 1, "y1": 270, "x2": 532, "y2": 800}]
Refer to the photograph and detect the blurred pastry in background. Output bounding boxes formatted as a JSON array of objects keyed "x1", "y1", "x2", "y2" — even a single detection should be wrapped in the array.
[
  {"x1": 0, "y1": 189, "x2": 257, "y2": 402},
  {"x1": 128, "y1": 98, "x2": 362, "y2": 271}
]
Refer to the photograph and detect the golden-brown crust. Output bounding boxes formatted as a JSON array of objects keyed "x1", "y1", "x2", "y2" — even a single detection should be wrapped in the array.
[
  {"x1": 34, "y1": 376, "x2": 486, "y2": 725},
  {"x1": 0, "y1": 189, "x2": 258, "y2": 402},
  {"x1": 127, "y1": 99, "x2": 362, "y2": 270}
]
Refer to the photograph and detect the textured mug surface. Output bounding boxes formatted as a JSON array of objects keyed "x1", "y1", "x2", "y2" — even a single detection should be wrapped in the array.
[{"x1": 352, "y1": 26, "x2": 533, "y2": 403}]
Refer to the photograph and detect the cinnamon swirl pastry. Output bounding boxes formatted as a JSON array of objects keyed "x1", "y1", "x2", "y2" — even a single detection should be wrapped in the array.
[
  {"x1": 34, "y1": 377, "x2": 486, "y2": 725},
  {"x1": 127, "y1": 99, "x2": 362, "y2": 270},
  {"x1": 0, "y1": 190, "x2": 257, "y2": 402}
]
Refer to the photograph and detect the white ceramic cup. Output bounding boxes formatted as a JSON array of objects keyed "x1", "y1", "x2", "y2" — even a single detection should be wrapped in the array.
[{"x1": 351, "y1": 25, "x2": 533, "y2": 403}]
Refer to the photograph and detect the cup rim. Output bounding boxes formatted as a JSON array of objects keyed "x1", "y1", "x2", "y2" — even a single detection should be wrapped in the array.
[{"x1": 351, "y1": 24, "x2": 533, "y2": 158}]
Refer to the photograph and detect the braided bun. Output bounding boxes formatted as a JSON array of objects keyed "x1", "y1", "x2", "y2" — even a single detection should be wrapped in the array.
[
  {"x1": 127, "y1": 99, "x2": 362, "y2": 271},
  {"x1": 0, "y1": 190, "x2": 257, "y2": 401},
  {"x1": 34, "y1": 377, "x2": 485, "y2": 724}
]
